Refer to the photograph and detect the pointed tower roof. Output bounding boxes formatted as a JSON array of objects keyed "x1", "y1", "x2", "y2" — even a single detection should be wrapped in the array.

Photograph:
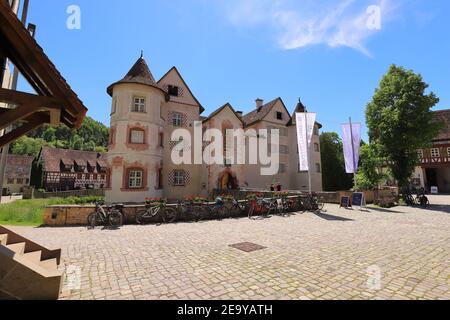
[
  {"x1": 294, "y1": 98, "x2": 307, "y2": 113},
  {"x1": 107, "y1": 56, "x2": 165, "y2": 96}
]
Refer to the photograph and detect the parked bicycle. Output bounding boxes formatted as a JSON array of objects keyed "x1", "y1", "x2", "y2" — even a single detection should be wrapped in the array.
[
  {"x1": 416, "y1": 188, "x2": 430, "y2": 208},
  {"x1": 247, "y1": 197, "x2": 276, "y2": 219},
  {"x1": 300, "y1": 193, "x2": 324, "y2": 212},
  {"x1": 224, "y1": 198, "x2": 246, "y2": 218},
  {"x1": 135, "y1": 200, "x2": 177, "y2": 224},
  {"x1": 88, "y1": 201, "x2": 124, "y2": 229},
  {"x1": 203, "y1": 197, "x2": 228, "y2": 220}
]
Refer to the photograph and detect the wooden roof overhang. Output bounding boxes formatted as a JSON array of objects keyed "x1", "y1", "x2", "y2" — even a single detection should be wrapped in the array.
[{"x1": 0, "y1": 1, "x2": 87, "y2": 147}]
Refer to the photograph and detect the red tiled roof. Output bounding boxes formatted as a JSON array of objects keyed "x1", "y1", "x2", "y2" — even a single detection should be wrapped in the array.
[
  {"x1": 241, "y1": 98, "x2": 281, "y2": 127},
  {"x1": 433, "y1": 109, "x2": 450, "y2": 141},
  {"x1": 40, "y1": 146, "x2": 107, "y2": 173}
]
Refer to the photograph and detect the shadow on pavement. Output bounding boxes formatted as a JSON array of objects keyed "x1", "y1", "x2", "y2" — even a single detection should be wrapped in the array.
[{"x1": 313, "y1": 212, "x2": 354, "y2": 222}]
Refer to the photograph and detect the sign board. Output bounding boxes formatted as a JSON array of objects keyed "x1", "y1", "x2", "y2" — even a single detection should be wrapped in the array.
[
  {"x1": 352, "y1": 192, "x2": 366, "y2": 208},
  {"x1": 340, "y1": 196, "x2": 351, "y2": 208},
  {"x1": 431, "y1": 186, "x2": 438, "y2": 194}
]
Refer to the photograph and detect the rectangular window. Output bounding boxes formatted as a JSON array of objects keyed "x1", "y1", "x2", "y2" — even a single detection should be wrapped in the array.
[
  {"x1": 93, "y1": 174, "x2": 98, "y2": 180},
  {"x1": 111, "y1": 97, "x2": 117, "y2": 114},
  {"x1": 168, "y1": 85, "x2": 179, "y2": 97},
  {"x1": 130, "y1": 129, "x2": 145, "y2": 144},
  {"x1": 314, "y1": 143, "x2": 320, "y2": 152},
  {"x1": 156, "y1": 169, "x2": 163, "y2": 189},
  {"x1": 431, "y1": 148, "x2": 440, "y2": 158},
  {"x1": 172, "y1": 112, "x2": 183, "y2": 127},
  {"x1": 77, "y1": 173, "x2": 82, "y2": 180},
  {"x1": 314, "y1": 127, "x2": 319, "y2": 136},
  {"x1": 16, "y1": 178, "x2": 24, "y2": 184},
  {"x1": 279, "y1": 164, "x2": 286, "y2": 174},
  {"x1": 7, "y1": 178, "x2": 14, "y2": 184},
  {"x1": 109, "y1": 129, "x2": 115, "y2": 145},
  {"x1": 173, "y1": 170, "x2": 186, "y2": 186},
  {"x1": 132, "y1": 97, "x2": 146, "y2": 113},
  {"x1": 159, "y1": 133, "x2": 164, "y2": 147},
  {"x1": 447, "y1": 147, "x2": 450, "y2": 157},
  {"x1": 129, "y1": 170, "x2": 143, "y2": 188},
  {"x1": 276, "y1": 112, "x2": 283, "y2": 120}
]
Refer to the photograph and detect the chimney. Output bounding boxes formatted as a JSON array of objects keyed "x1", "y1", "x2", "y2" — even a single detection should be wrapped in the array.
[
  {"x1": 236, "y1": 111, "x2": 243, "y2": 118},
  {"x1": 255, "y1": 98, "x2": 264, "y2": 109}
]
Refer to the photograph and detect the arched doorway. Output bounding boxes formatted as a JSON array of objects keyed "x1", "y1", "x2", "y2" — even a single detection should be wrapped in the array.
[{"x1": 218, "y1": 167, "x2": 238, "y2": 191}]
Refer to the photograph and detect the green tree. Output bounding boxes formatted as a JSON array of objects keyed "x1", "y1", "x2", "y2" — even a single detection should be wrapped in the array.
[
  {"x1": 320, "y1": 132, "x2": 354, "y2": 191},
  {"x1": 355, "y1": 144, "x2": 386, "y2": 190},
  {"x1": 10, "y1": 136, "x2": 49, "y2": 157},
  {"x1": 366, "y1": 65, "x2": 440, "y2": 189}
]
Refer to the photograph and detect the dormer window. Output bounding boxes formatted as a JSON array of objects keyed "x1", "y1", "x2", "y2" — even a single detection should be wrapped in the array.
[
  {"x1": 276, "y1": 112, "x2": 283, "y2": 120},
  {"x1": 168, "y1": 85, "x2": 179, "y2": 97},
  {"x1": 132, "y1": 97, "x2": 146, "y2": 113}
]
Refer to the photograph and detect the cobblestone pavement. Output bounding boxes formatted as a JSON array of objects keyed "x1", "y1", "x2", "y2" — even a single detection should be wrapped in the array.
[{"x1": 9, "y1": 198, "x2": 450, "y2": 300}]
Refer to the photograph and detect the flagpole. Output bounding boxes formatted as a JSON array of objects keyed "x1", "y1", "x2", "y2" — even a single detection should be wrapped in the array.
[
  {"x1": 306, "y1": 112, "x2": 312, "y2": 195},
  {"x1": 349, "y1": 117, "x2": 357, "y2": 188}
]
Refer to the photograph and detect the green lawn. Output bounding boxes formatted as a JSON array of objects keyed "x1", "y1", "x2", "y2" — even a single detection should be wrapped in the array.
[{"x1": 0, "y1": 196, "x2": 103, "y2": 226}]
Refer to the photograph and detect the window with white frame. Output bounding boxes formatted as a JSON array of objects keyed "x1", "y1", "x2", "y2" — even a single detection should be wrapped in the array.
[
  {"x1": 132, "y1": 97, "x2": 146, "y2": 113},
  {"x1": 172, "y1": 112, "x2": 183, "y2": 127},
  {"x1": 431, "y1": 148, "x2": 440, "y2": 158},
  {"x1": 128, "y1": 170, "x2": 143, "y2": 188},
  {"x1": 173, "y1": 170, "x2": 186, "y2": 186},
  {"x1": 417, "y1": 149, "x2": 424, "y2": 158},
  {"x1": 130, "y1": 129, "x2": 145, "y2": 144}
]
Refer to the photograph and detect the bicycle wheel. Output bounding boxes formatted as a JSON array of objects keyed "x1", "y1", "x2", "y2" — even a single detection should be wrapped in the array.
[
  {"x1": 135, "y1": 209, "x2": 149, "y2": 225},
  {"x1": 162, "y1": 207, "x2": 177, "y2": 224},
  {"x1": 316, "y1": 198, "x2": 325, "y2": 212},
  {"x1": 87, "y1": 212, "x2": 100, "y2": 228},
  {"x1": 191, "y1": 205, "x2": 204, "y2": 222},
  {"x1": 108, "y1": 210, "x2": 123, "y2": 228}
]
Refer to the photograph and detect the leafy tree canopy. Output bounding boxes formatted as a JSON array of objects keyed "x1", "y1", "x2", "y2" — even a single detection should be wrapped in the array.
[
  {"x1": 10, "y1": 116, "x2": 109, "y2": 158},
  {"x1": 366, "y1": 65, "x2": 440, "y2": 188},
  {"x1": 320, "y1": 132, "x2": 354, "y2": 191}
]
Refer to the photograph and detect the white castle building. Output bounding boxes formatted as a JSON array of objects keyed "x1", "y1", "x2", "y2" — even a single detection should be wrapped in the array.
[{"x1": 105, "y1": 56, "x2": 323, "y2": 203}]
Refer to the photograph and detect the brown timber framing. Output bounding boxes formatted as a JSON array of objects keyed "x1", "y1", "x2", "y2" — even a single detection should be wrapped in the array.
[{"x1": 0, "y1": 0, "x2": 87, "y2": 147}]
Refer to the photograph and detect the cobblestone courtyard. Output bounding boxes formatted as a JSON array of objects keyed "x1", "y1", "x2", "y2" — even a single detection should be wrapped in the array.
[{"x1": 9, "y1": 197, "x2": 450, "y2": 300}]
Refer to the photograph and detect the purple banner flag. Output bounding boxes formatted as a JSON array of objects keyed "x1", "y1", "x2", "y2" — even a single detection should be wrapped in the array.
[{"x1": 342, "y1": 123, "x2": 361, "y2": 174}]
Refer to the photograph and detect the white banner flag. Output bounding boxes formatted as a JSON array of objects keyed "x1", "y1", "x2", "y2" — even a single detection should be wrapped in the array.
[{"x1": 296, "y1": 112, "x2": 316, "y2": 171}]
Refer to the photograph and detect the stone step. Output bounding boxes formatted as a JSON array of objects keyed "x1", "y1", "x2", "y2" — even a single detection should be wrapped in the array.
[
  {"x1": 6, "y1": 242, "x2": 26, "y2": 255},
  {"x1": 24, "y1": 250, "x2": 42, "y2": 264},
  {"x1": 40, "y1": 258, "x2": 58, "y2": 271}
]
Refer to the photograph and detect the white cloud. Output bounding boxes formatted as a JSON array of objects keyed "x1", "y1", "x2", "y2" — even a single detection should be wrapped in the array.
[{"x1": 219, "y1": 0, "x2": 398, "y2": 57}]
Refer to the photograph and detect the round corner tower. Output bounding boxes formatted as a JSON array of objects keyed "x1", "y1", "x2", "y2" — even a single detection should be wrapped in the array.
[{"x1": 105, "y1": 56, "x2": 165, "y2": 203}]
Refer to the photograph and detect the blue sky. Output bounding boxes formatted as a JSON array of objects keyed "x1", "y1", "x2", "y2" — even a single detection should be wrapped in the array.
[{"x1": 18, "y1": 0, "x2": 450, "y2": 140}]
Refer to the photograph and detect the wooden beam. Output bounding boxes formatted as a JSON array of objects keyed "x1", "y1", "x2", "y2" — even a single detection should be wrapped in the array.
[
  {"x1": 0, "y1": 112, "x2": 49, "y2": 147},
  {"x1": 0, "y1": 88, "x2": 63, "y2": 108},
  {"x1": 0, "y1": 103, "x2": 42, "y2": 131}
]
